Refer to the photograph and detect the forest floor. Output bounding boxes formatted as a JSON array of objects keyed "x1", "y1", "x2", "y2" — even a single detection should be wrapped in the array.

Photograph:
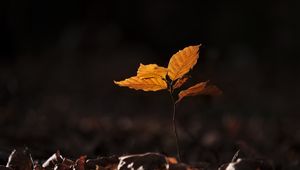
[{"x1": 0, "y1": 114, "x2": 299, "y2": 170}]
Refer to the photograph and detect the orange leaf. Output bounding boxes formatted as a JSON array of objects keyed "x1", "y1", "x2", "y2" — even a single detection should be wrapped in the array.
[
  {"x1": 172, "y1": 77, "x2": 189, "y2": 90},
  {"x1": 176, "y1": 81, "x2": 222, "y2": 103},
  {"x1": 137, "y1": 63, "x2": 168, "y2": 79},
  {"x1": 114, "y1": 76, "x2": 167, "y2": 91},
  {"x1": 167, "y1": 45, "x2": 201, "y2": 81}
]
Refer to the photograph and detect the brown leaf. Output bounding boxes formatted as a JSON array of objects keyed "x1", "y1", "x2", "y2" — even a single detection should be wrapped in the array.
[
  {"x1": 118, "y1": 153, "x2": 168, "y2": 170},
  {"x1": 6, "y1": 148, "x2": 34, "y2": 170},
  {"x1": 42, "y1": 151, "x2": 63, "y2": 169},
  {"x1": 176, "y1": 81, "x2": 222, "y2": 103},
  {"x1": 114, "y1": 76, "x2": 167, "y2": 91},
  {"x1": 85, "y1": 156, "x2": 119, "y2": 170},
  {"x1": 218, "y1": 158, "x2": 273, "y2": 170},
  {"x1": 53, "y1": 164, "x2": 71, "y2": 170},
  {"x1": 168, "y1": 45, "x2": 201, "y2": 81},
  {"x1": 137, "y1": 63, "x2": 168, "y2": 79},
  {"x1": 73, "y1": 156, "x2": 86, "y2": 170},
  {"x1": 173, "y1": 77, "x2": 189, "y2": 90},
  {"x1": 60, "y1": 158, "x2": 74, "y2": 170},
  {"x1": 166, "y1": 157, "x2": 178, "y2": 164},
  {"x1": 33, "y1": 163, "x2": 45, "y2": 170}
]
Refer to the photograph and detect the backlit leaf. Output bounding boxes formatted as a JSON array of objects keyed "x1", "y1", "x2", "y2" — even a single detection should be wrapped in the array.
[
  {"x1": 167, "y1": 45, "x2": 201, "y2": 81},
  {"x1": 114, "y1": 76, "x2": 167, "y2": 91},
  {"x1": 172, "y1": 77, "x2": 189, "y2": 90},
  {"x1": 137, "y1": 63, "x2": 168, "y2": 79},
  {"x1": 176, "y1": 81, "x2": 222, "y2": 103}
]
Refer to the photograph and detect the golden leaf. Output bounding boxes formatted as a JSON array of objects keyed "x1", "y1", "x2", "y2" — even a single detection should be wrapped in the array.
[
  {"x1": 176, "y1": 81, "x2": 222, "y2": 103},
  {"x1": 167, "y1": 45, "x2": 201, "y2": 81},
  {"x1": 114, "y1": 76, "x2": 167, "y2": 91},
  {"x1": 172, "y1": 77, "x2": 189, "y2": 90},
  {"x1": 137, "y1": 63, "x2": 168, "y2": 79}
]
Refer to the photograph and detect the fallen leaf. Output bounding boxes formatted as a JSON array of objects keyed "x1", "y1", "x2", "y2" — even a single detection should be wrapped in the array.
[
  {"x1": 137, "y1": 64, "x2": 168, "y2": 79},
  {"x1": 166, "y1": 157, "x2": 178, "y2": 164},
  {"x1": 168, "y1": 45, "x2": 201, "y2": 81},
  {"x1": 42, "y1": 151, "x2": 63, "y2": 169},
  {"x1": 114, "y1": 76, "x2": 167, "y2": 91},
  {"x1": 176, "y1": 81, "x2": 222, "y2": 103},
  {"x1": 61, "y1": 158, "x2": 73, "y2": 169},
  {"x1": 6, "y1": 148, "x2": 34, "y2": 170},
  {"x1": 86, "y1": 156, "x2": 118, "y2": 170},
  {"x1": 73, "y1": 156, "x2": 86, "y2": 170},
  {"x1": 117, "y1": 153, "x2": 168, "y2": 170},
  {"x1": 53, "y1": 164, "x2": 70, "y2": 170},
  {"x1": 33, "y1": 163, "x2": 44, "y2": 170},
  {"x1": 218, "y1": 158, "x2": 273, "y2": 170}
]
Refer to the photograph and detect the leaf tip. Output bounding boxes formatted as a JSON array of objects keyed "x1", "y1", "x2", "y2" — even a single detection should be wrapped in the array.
[
  {"x1": 113, "y1": 80, "x2": 120, "y2": 85},
  {"x1": 212, "y1": 86, "x2": 223, "y2": 96},
  {"x1": 196, "y1": 44, "x2": 202, "y2": 52}
]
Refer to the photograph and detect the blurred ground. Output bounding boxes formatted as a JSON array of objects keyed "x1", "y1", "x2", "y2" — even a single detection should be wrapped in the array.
[{"x1": 0, "y1": 0, "x2": 299, "y2": 169}]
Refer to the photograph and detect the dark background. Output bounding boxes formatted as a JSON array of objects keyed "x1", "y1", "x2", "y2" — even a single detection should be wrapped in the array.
[{"x1": 0, "y1": 0, "x2": 299, "y2": 167}]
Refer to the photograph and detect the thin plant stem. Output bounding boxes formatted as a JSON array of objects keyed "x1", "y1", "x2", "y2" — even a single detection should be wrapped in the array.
[{"x1": 169, "y1": 91, "x2": 181, "y2": 162}]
